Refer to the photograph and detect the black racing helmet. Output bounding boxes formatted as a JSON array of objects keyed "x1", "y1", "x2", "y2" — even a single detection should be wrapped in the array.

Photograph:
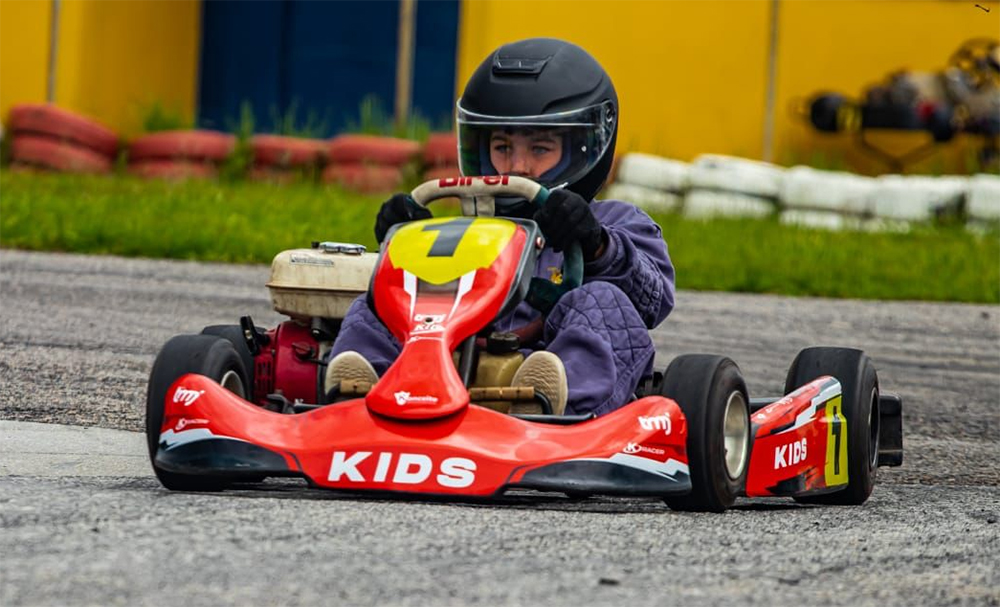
[{"x1": 457, "y1": 38, "x2": 619, "y2": 207}]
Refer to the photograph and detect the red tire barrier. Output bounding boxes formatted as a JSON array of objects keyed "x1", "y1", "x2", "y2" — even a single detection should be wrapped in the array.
[
  {"x1": 8, "y1": 161, "x2": 43, "y2": 174},
  {"x1": 422, "y1": 165, "x2": 462, "y2": 182},
  {"x1": 129, "y1": 130, "x2": 235, "y2": 162},
  {"x1": 11, "y1": 135, "x2": 112, "y2": 174},
  {"x1": 249, "y1": 165, "x2": 306, "y2": 184},
  {"x1": 417, "y1": 165, "x2": 463, "y2": 206},
  {"x1": 251, "y1": 135, "x2": 326, "y2": 167},
  {"x1": 128, "y1": 160, "x2": 218, "y2": 180},
  {"x1": 7, "y1": 104, "x2": 119, "y2": 157},
  {"x1": 423, "y1": 132, "x2": 458, "y2": 166},
  {"x1": 328, "y1": 135, "x2": 420, "y2": 167},
  {"x1": 322, "y1": 163, "x2": 404, "y2": 193}
]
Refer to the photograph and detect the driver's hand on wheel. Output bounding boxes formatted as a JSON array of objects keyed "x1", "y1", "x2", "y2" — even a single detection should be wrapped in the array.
[
  {"x1": 374, "y1": 193, "x2": 432, "y2": 244},
  {"x1": 533, "y1": 189, "x2": 606, "y2": 261}
]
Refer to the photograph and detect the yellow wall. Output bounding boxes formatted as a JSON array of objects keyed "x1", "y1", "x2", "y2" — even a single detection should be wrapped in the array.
[
  {"x1": 0, "y1": 0, "x2": 54, "y2": 123},
  {"x1": 0, "y1": 0, "x2": 200, "y2": 136},
  {"x1": 53, "y1": 0, "x2": 202, "y2": 136},
  {"x1": 458, "y1": 0, "x2": 1000, "y2": 174},
  {"x1": 3, "y1": 0, "x2": 997, "y2": 172},
  {"x1": 457, "y1": 0, "x2": 772, "y2": 162}
]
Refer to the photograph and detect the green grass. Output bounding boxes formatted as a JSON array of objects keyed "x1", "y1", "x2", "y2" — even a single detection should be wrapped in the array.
[
  {"x1": 345, "y1": 94, "x2": 436, "y2": 141},
  {"x1": 0, "y1": 171, "x2": 386, "y2": 262},
  {"x1": 650, "y1": 213, "x2": 998, "y2": 302},
  {"x1": 138, "y1": 100, "x2": 194, "y2": 133},
  {"x1": 1, "y1": 170, "x2": 997, "y2": 303}
]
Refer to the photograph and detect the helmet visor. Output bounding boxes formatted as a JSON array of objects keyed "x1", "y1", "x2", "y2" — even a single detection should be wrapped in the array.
[{"x1": 456, "y1": 101, "x2": 616, "y2": 191}]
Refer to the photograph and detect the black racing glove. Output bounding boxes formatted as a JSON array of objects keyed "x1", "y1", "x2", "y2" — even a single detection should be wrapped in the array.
[
  {"x1": 533, "y1": 188, "x2": 606, "y2": 261},
  {"x1": 374, "y1": 193, "x2": 432, "y2": 244}
]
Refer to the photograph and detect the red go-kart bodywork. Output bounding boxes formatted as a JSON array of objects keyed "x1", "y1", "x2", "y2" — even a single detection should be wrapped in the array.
[
  {"x1": 159, "y1": 372, "x2": 848, "y2": 498},
  {"x1": 150, "y1": 176, "x2": 901, "y2": 507}
]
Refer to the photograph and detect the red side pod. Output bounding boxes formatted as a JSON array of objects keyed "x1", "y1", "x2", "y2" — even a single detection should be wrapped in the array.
[{"x1": 745, "y1": 377, "x2": 846, "y2": 497}]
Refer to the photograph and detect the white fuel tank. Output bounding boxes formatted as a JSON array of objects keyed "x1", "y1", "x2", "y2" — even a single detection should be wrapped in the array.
[{"x1": 266, "y1": 243, "x2": 378, "y2": 320}]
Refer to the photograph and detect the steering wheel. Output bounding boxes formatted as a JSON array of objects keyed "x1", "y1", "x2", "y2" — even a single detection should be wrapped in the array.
[{"x1": 407, "y1": 175, "x2": 583, "y2": 314}]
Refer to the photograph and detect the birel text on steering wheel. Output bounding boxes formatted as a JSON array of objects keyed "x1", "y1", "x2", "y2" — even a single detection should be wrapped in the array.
[{"x1": 407, "y1": 175, "x2": 582, "y2": 311}]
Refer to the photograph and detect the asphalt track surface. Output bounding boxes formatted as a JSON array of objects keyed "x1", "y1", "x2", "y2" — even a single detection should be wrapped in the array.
[{"x1": 1, "y1": 249, "x2": 998, "y2": 606}]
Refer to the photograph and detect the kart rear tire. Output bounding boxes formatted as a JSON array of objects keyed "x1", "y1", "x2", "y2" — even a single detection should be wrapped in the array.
[
  {"x1": 660, "y1": 355, "x2": 750, "y2": 512},
  {"x1": 146, "y1": 334, "x2": 251, "y2": 491},
  {"x1": 200, "y1": 325, "x2": 256, "y2": 403},
  {"x1": 785, "y1": 347, "x2": 879, "y2": 505}
]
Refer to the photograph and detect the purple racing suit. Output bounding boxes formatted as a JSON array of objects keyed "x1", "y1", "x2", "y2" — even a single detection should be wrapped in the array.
[{"x1": 330, "y1": 199, "x2": 675, "y2": 416}]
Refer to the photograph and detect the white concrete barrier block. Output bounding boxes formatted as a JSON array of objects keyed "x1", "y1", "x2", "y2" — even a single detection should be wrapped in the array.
[
  {"x1": 780, "y1": 210, "x2": 849, "y2": 231},
  {"x1": 863, "y1": 217, "x2": 913, "y2": 233},
  {"x1": 869, "y1": 175, "x2": 966, "y2": 221},
  {"x1": 780, "y1": 210, "x2": 912, "y2": 232},
  {"x1": 689, "y1": 154, "x2": 785, "y2": 198},
  {"x1": 780, "y1": 210, "x2": 912, "y2": 233},
  {"x1": 684, "y1": 190, "x2": 776, "y2": 219},
  {"x1": 966, "y1": 174, "x2": 1000, "y2": 221},
  {"x1": 614, "y1": 153, "x2": 690, "y2": 192},
  {"x1": 604, "y1": 183, "x2": 682, "y2": 213},
  {"x1": 780, "y1": 166, "x2": 876, "y2": 214}
]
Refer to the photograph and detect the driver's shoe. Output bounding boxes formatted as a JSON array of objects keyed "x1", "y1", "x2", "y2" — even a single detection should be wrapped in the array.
[
  {"x1": 324, "y1": 351, "x2": 378, "y2": 394},
  {"x1": 510, "y1": 352, "x2": 568, "y2": 415}
]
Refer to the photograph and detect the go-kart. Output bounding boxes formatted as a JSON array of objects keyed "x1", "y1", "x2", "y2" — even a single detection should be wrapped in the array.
[{"x1": 146, "y1": 176, "x2": 903, "y2": 512}]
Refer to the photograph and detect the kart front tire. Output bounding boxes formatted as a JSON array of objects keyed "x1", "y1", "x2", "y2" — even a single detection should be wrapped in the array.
[
  {"x1": 660, "y1": 355, "x2": 750, "y2": 513},
  {"x1": 146, "y1": 334, "x2": 251, "y2": 491},
  {"x1": 786, "y1": 347, "x2": 879, "y2": 505},
  {"x1": 200, "y1": 324, "x2": 256, "y2": 403}
]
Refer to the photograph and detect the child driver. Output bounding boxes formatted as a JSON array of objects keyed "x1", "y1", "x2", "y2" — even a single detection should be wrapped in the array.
[{"x1": 327, "y1": 38, "x2": 675, "y2": 417}]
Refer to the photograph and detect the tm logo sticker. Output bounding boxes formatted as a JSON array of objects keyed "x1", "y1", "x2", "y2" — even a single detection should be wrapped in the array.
[
  {"x1": 173, "y1": 387, "x2": 205, "y2": 406},
  {"x1": 638, "y1": 414, "x2": 672, "y2": 435}
]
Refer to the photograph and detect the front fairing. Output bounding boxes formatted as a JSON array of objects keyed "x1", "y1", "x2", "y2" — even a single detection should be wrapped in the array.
[
  {"x1": 157, "y1": 374, "x2": 692, "y2": 497},
  {"x1": 366, "y1": 217, "x2": 540, "y2": 420}
]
